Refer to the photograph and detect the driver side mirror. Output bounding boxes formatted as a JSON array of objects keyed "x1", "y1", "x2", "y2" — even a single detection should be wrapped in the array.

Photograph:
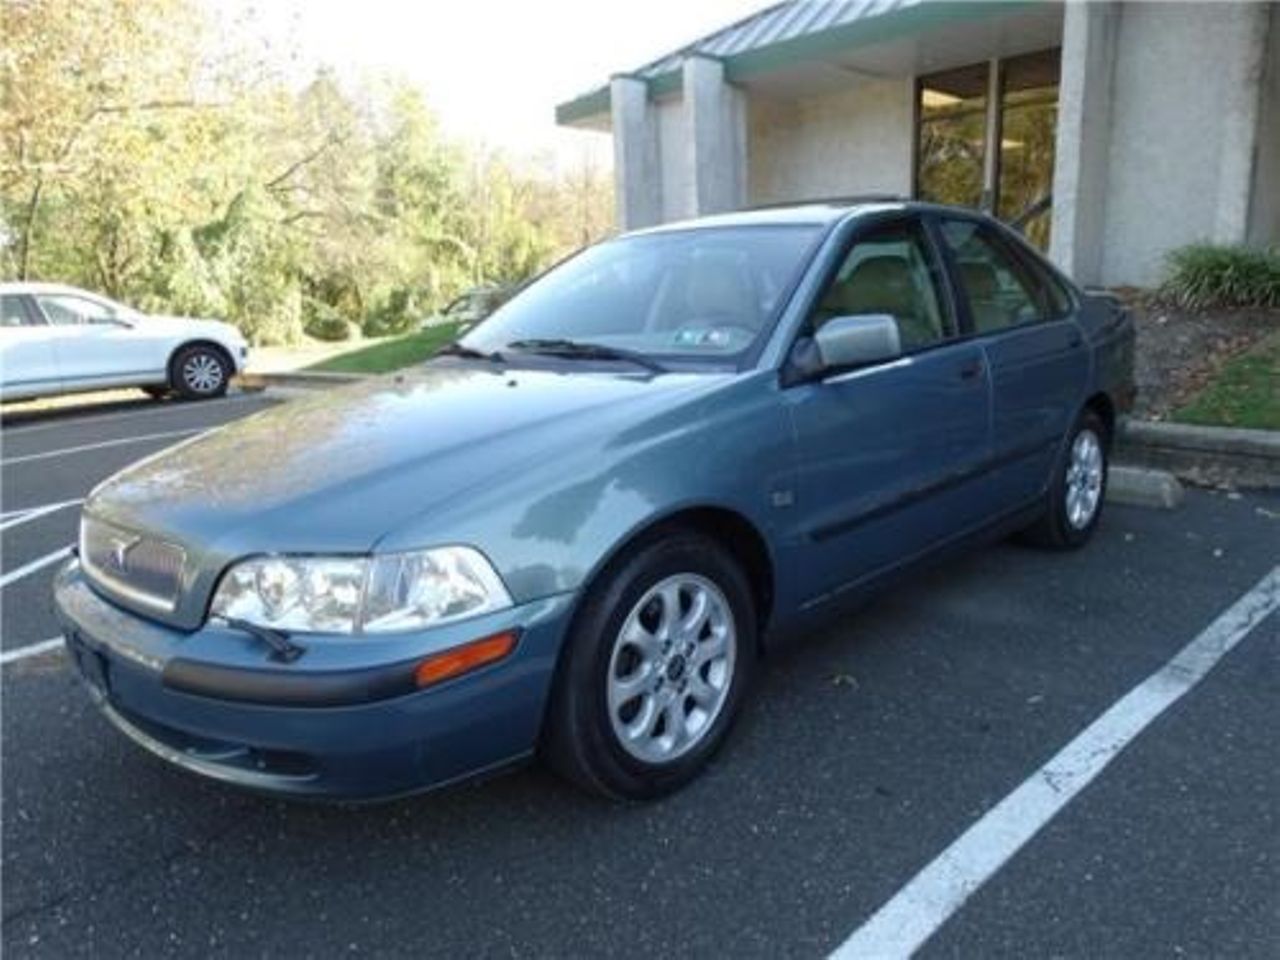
[{"x1": 785, "y1": 313, "x2": 902, "y2": 383}]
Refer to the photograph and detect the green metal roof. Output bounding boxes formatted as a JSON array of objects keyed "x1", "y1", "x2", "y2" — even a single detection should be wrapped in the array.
[{"x1": 555, "y1": 0, "x2": 1029, "y2": 126}]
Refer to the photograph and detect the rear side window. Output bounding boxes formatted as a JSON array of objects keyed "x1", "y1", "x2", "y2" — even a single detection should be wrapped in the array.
[
  {"x1": 1, "y1": 295, "x2": 35, "y2": 327},
  {"x1": 1009, "y1": 242, "x2": 1074, "y2": 316},
  {"x1": 939, "y1": 219, "x2": 1051, "y2": 333}
]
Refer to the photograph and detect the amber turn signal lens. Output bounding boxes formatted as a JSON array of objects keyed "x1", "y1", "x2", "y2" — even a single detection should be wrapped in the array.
[{"x1": 413, "y1": 630, "x2": 518, "y2": 688}]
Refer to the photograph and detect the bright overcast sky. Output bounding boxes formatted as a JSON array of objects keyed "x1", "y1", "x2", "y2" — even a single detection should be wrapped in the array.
[{"x1": 208, "y1": 0, "x2": 766, "y2": 169}]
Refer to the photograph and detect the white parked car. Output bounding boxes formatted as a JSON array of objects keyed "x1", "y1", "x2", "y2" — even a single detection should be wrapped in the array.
[{"x1": 0, "y1": 282, "x2": 248, "y2": 402}]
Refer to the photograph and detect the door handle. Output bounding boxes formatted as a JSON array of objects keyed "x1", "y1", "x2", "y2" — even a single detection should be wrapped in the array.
[{"x1": 958, "y1": 360, "x2": 984, "y2": 381}]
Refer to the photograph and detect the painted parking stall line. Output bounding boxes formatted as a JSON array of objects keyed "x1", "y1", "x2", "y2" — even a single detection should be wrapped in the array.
[
  {"x1": 0, "y1": 393, "x2": 257, "y2": 436},
  {"x1": 0, "y1": 636, "x2": 64, "y2": 666},
  {"x1": 0, "y1": 545, "x2": 73, "y2": 589},
  {"x1": 830, "y1": 565, "x2": 1280, "y2": 960},
  {"x1": 0, "y1": 428, "x2": 204, "y2": 466},
  {"x1": 0, "y1": 499, "x2": 84, "y2": 532}
]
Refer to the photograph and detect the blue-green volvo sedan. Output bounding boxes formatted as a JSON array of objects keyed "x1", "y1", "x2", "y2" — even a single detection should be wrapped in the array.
[{"x1": 54, "y1": 200, "x2": 1134, "y2": 801}]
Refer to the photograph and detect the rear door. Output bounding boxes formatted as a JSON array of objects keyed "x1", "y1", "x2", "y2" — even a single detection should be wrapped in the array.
[
  {"x1": 0, "y1": 294, "x2": 62, "y2": 400},
  {"x1": 783, "y1": 214, "x2": 994, "y2": 603},
  {"x1": 933, "y1": 215, "x2": 1089, "y2": 505}
]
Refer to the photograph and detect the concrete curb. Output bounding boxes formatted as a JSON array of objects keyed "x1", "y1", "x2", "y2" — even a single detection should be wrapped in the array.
[
  {"x1": 1115, "y1": 419, "x2": 1280, "y2": 489},
  {"x1": 237, "y1": 370, "x2": 366, "y2": 392},
  {"x1": 1106, "y1": 465, "x2": 1184, "y2": 510}
]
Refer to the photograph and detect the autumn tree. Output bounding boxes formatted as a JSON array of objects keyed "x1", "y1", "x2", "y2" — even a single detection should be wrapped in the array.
[{"x1": 0, "y1": 0, "x2": 614, "y2": 343}]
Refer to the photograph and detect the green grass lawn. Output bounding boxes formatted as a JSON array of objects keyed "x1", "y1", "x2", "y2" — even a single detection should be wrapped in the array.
[
  {"x1": 1173, "y1": 332, "x2": 1280, "y2": 430},
  {"x1": 306, "y1": 323, "x2": 463, "y2": 374}
]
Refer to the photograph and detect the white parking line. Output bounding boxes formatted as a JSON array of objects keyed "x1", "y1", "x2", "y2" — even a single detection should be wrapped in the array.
[
  {"x1": 0, "y1": 499, "x2": 84, "y2": 533},
  {"x1": 0, "y1": 392, "x2": 258, "y2": 435},
  {"x1": 0, "y1": 545, "x2": 73, "y2": 589},
  {"x1": 1, "y1": 428, "x2": 203, "y2": 466},
  {"x1": 0, "y1": 636, "x2": 64, "y2": 666},
  {"x1": 831, "y1": 565, "x2": 1280, "y2": 960}
]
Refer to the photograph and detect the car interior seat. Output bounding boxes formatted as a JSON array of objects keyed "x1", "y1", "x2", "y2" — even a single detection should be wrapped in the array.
[
  {"x1": 820, "y1": 255, "x2": 940, "y2": 349},
  {"x1": 958, "y1": 260, "x2": 1005, "y2": 332}
]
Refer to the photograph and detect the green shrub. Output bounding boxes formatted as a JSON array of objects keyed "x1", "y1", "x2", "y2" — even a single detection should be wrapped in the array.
[
  {"x1": 1160, "y1": 244, "x2": 1280, "y2": 310},
  {"x1": 362, "y1": 287, "x2": 421, "y2": 338},
  {"x1": 304, "y1": 301, "x2": 360, "y2": 342}
]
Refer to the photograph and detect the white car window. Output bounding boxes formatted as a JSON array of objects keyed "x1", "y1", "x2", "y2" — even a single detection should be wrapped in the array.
[
  {"x1": 34, "y1": 294, "x2": 119, "y2": 326},
  {"x1": 1, "y1": 295, "x2": 35, "y2": 327}
]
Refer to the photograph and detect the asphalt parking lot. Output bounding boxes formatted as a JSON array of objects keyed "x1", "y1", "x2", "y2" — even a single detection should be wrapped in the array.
[{"x1": 1, "y1": 392, "x2": 1277, "y2": 958}]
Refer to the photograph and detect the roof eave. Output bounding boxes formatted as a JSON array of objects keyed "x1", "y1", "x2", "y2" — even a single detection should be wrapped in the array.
[
  {"x1": 555, "y1": 85, "x2": 611, "y2": 128},
  {"x1": 552, "y1": 0, "x2": 1041, "y2": 129},
  {"x1": 724, "y1": 0, "x2": 1038, "y2": 81}
]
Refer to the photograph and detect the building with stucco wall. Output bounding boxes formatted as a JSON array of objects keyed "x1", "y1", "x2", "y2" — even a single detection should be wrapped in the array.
[{"x1": 556, "y1": 0, "x2": 1279, "y2": 288}]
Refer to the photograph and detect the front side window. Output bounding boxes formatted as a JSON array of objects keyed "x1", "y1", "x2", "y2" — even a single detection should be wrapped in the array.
[
  {"x1": 34, "y1": 294, "x2": 118, "y2": 326},
  {"x1": 462, "y1": 226, "x2": 821, "y2": 364},
  {"x1": 810, "y1": 219, "x2": 949, "y2": 352},
  {"x1": 939, "y1": 219, "x2": 1045, "y2": 333}
]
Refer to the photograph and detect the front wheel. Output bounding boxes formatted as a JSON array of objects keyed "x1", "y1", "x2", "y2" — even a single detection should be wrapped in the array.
[
  {"x1": 542, "y1": 531, "x2": 756, "y2": 801},
  {"x1": 171, "y1": 345, "x2": 230, "y2": 400},
  {"x1": 1022, "y1": 408, "x2": 1109, "y2": 549}
]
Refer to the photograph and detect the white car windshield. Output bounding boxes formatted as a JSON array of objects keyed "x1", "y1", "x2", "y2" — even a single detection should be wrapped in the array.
[{"x1": 462, "y1": 226, "x2": 821, "y2": 364}]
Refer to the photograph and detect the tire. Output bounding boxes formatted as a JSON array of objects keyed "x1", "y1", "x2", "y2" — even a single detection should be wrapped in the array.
[
  {"x1": 542, "y1": 531, "x2": 757, "y2": 801},
  {"x1": 171, "y1": 344, "x2": 230, "y2": 400},
  {"x1": 1021, "y1": 408, "x2": 1109, "y2": 549}
]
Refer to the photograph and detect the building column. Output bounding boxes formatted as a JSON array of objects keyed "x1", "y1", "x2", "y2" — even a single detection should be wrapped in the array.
[
  {"x1": 1049, "y1": 0, "x2": 1118, "y2": 286},
  {"x1": 610, "y1": 74, "x2": 662, "y2": 230},
  {"x1": 682, "y1": 55, "x2": 747, "y2": 216},
  {"x1": 1213, "y1": 0, "x2": 1269, "y2": 244}
]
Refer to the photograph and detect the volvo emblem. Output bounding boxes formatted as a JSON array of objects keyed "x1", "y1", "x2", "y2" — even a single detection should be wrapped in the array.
[{"x1": 106, "y1": 535, "x2": 140, "y2": 574}]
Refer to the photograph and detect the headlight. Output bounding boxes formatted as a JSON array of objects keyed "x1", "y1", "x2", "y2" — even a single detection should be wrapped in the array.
[{"x1": 209, "y1": 547, "x2": 512, "y2": 635}]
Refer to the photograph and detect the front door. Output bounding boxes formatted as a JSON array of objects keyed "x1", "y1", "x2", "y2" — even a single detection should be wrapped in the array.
[
  {"x1": 29, "y1": 292, "x2": 165, "y2": 388},
  {"x1": 783, "y1": 215, "x2": 993, "y2": 606}
]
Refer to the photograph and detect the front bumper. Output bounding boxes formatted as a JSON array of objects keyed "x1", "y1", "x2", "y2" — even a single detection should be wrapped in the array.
[{"x1": 54, "y1": 561, "x2": 576, "y2": 799}]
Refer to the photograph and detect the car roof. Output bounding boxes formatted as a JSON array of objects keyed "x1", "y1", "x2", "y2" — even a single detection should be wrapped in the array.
[
  {"x1": 625, "y1": 198, "x2": 991, "y2": 236},
  {"x1": 0, "y1": 281, "x2": 105, "y2": 298}
]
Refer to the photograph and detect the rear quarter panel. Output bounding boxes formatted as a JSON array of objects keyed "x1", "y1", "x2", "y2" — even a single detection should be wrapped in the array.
[{"x1": 1077, "y1": 292, "x2": 1137, "y2": 415}]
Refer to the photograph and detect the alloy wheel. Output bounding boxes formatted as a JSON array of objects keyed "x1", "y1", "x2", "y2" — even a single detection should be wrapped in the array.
[
  {"x1": 182, "y1": 352, "x2": 224, "y2": 395},
  {"x1": 1065, "y1": 428, "x2": 1104, "y2": 529},
  {"x1": 605, "y1": 573, "x2": 737, "y2": 764}
]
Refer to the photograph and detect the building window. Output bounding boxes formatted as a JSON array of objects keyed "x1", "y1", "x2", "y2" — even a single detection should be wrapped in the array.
[
  {"x1": 916, "y1": 49, "x2": 1061, "y2": 250},
  {"x1": 916, "y1": 63, "x2": 989, "y2": 211},
  {"x1": 997, "y1": 49, "x2": 1060, "y2": 251}
]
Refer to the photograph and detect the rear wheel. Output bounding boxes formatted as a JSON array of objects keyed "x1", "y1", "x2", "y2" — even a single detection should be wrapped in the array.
[
  {"x1": 1022, "y1": 408, "x2": 1109, "y2": 549},
  {"x1": 543, "y1": 531, "x2": 756, "y2": 800},
  {"x1": 171, "y1": 344, "x2": 230, "y2": 400}
]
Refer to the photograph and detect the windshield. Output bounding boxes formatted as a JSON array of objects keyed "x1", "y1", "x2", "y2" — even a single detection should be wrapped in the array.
[{"x1": 461, "y1": 226, "x2": 821, "y2": 364}]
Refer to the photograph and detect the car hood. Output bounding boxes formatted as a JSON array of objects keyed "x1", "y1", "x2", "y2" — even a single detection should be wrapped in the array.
[
  {"x1": 136, "y1": 314, "x2": 243, "y2": 342},
  {"x1": 87, "y1": 363, "x2": 728, "y2": 557}
]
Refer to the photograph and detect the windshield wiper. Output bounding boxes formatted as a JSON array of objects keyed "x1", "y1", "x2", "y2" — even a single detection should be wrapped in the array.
[
  {"x1": 504, "y1": 338, "x2": 666, "y2": 373},
  {"x1": 435, "y1": 341, "x2": 504, "y2": 363}
]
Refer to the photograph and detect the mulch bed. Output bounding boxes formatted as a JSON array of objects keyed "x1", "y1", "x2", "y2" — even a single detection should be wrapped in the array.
[{"x1": 1117, "y1": 291, "x2": 1279, "y2": 420}]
